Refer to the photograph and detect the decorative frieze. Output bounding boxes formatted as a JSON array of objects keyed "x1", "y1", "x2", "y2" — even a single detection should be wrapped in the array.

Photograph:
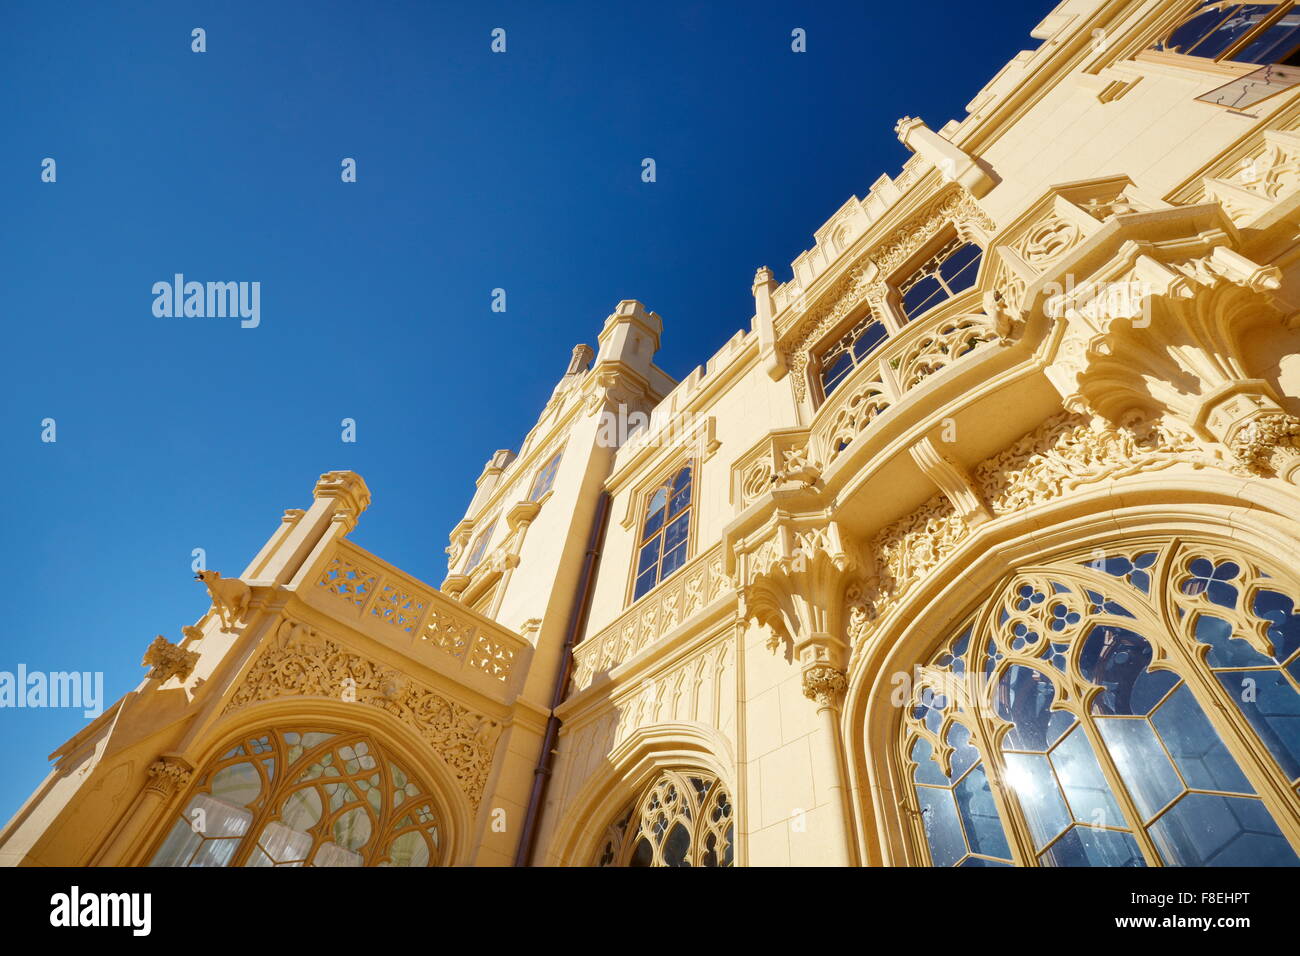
[
  {"x1": 572, "y1": 544, "x2": 731, "y2": 692},
  {"x1": 224, "y1": 623, "x2": 499, "y2": 808},
  {"x1": 848, "y1": 409, "x2": 1232, "y2": 655}
]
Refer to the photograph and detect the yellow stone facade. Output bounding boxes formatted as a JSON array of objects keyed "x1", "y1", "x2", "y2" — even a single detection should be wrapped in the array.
[{"x1": 5, "y1": 0, "x2": 1300, "y2": 866}]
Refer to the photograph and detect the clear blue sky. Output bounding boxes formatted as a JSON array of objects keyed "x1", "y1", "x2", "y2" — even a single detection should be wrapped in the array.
[{"x1": 0, "y1": 0, "x2": 1054, "y2": 821}]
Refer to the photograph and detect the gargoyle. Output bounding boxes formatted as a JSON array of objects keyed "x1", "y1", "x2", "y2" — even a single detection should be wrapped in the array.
[{"x1": 196, "y1": 570, "x2": 250, "y2": 630}]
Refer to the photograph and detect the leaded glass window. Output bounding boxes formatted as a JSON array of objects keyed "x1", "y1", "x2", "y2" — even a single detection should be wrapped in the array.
[
  {"x1": 595, "y1": 769, "x2": 734, "y2": 867},
  {"x1": 529, "y1": 453, "x2": 562, "y2": 502},
  {"x1": 464, "y1": 520, "x2": 496, "y2": 574},
  {"x1": 815, "y1": 313, "x2": 888, "y2": 398},
  {"x1": 1154, "y1": 2, "x2": 1300, "y2": 66},
  {"x1": 898, "y1": 237, "x2": 983, "y2": 321},
  {"x1": 901, "y1": 541, "x2": 1300, "y2": 867},
  {"x1": 149, "y1": 728, "x2": 446, "y2": 867},
  {"x1": 633, "y1": 463, "x2": 693, "y2": 601}
]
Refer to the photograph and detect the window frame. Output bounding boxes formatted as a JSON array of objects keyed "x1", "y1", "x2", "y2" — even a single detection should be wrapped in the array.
[
  {"x1": 462, "y1": 518, "x2": 497, "y2": 575},
  {"x1": 894, "y1": 539, "x2": 1300, "y2": 867},
  {"x1": 809, "y1": 308, "x2": 890, "y2": 406},
  {"x1": 1148, "y1": 1, "x2": 1300, "y2": 68},
  {"x1": 627, "y1": 459, "x2": 697, "y2": 605},
  {"x1": 894, "y1": 234, "x2": 985, "y2": 324},
  {"x1": 528, "y1": 452, "x2": 563, "y2": 502}
]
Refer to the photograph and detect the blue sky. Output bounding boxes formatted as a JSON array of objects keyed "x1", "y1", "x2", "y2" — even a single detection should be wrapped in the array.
[{"x1": 0, "y1": 0, "x2": 1053, "y2": 820}]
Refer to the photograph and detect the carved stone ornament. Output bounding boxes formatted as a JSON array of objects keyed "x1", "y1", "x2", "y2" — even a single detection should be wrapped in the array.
[
  {"x1": 145, "y1": 756, "x2": 193, "y2": 796},
  {"x1": 224, "y1": 622, "x2": 499, "y2": 808},
  {"x1": 1227, "y1": 411, "x2": 1300, "y2": 478},
  {"x1": 801, "y1": 663, "x2": 848, "y2": 708},
  {"x1": 142, "y1": 635, "x2": 200, "y2": 683},
  {"x1": 736, "y1": 520, "x2": 859, "y2": 655},
  {"x1": 847, "y1": 409, "x2": 1233, "y2": 655},
  {"x1": 1037, "y1": 224, "x2": 1297, "y2": 481}
]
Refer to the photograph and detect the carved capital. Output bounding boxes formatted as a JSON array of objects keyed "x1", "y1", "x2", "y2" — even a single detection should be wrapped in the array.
[
  {"x1": 145, "y1": 756, "x2": 193, "y2": 796},
  {"x1": 1227, "y1": 410, "x2": 1300, "y2": 479},
  {"x1": 801, "y1": 663, "x2": 848, "y2": 709}
]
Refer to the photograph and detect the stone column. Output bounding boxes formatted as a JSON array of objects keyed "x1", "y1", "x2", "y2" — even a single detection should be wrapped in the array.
[
  {"x1": 94, "y1": 755, "x2": 193, "y2": 866},
  {"x1": 798, "y1": 638, "x2": 855, "y2": 866}
]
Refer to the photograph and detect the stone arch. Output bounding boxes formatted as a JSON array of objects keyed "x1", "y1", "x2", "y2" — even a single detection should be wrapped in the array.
[
  {"x1": 844, "y1": 471, "x2": 1300, "y2": 865},
  {"x1": 142, "y1": 697, "x2": 476, "y2": 866},
  {"x1": 545, "y1": 721, "x2": 736, "y2": 866}
]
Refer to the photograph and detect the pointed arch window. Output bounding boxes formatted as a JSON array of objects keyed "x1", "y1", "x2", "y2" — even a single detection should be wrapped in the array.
[
  {"x1": 595, "y1": 769, "x2": 734, "y2": 867},
  {"x1": 148, "y1": 728, "x2": 447, "y2": 867},
  {"x1": 633, "y1": 463, "x2": 694, "y2": 601},
  {"x1": 899, "y1": 541, "x2": 1300, "y2": 867}
]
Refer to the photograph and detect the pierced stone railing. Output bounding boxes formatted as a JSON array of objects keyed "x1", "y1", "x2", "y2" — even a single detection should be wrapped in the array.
[
  {"x1": 571, "y1": 542, "x2": 732, "y2": 693},
  {"x1": 311, "y1": 539, "x2": 528, "y2": 689},
  {"x1": 812, "y1": 305, "x2": 1000, "y2": 467}
]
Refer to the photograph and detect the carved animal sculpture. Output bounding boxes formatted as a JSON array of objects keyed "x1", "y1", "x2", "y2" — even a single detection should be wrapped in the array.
[{"x1": 196, "y1": 570, "x2": 250, "y2": 630}]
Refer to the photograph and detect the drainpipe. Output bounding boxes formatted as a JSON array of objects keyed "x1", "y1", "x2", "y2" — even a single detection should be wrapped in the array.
[{"x1": 513, "y1": 491, "x2": 611, "y2": 866}]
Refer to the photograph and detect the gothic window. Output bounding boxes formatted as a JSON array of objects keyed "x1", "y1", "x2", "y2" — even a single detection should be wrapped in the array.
[
  {"x1": 1154, "y1": 2, "x2": 1300, "y2": 66},
  {"x1": 898, "y1": 237, "x2": 983, "y2": 321},
  {"x1": 815, "y1": 313, "x2": 888, "y2": 399},
  {"x1": 464, "y1": 520, "x2": 496, "y2": 574},
  {"x1": 149, "y1": 728, "x2": 446, "y2": 867},
  {"x1": 633, "y1": 463, "x2": 694, "y2": 601},
  {"x1": 529, "y1": 453, "x2": 562, "y2": 501},
  {"x1": 595, "y1": 769, "x2": 734, "y2": 866},
  {"x1": 900, "y1": 541, "x2": 1300, "y2": 867}
]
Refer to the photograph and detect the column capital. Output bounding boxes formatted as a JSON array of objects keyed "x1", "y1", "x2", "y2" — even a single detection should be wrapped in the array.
[{"x1": 145, "y1": 755, "x2": 194, "y2": 797}]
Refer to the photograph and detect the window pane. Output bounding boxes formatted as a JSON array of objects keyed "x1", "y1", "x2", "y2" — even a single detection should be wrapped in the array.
[
  {"x1": 1040, "y1": 826, "x2": 1145, "y2": 867},
  {"x1": 1236, "y1": 13, "x2": 1300, "y2": 62},
  {"x1": 1004, "y1": 752, "x2": 1071, "y2": 848},
  {"x1": 820, "y1": 352, "x2": 854, "y2": 395},
  {"x1": 660, "y1": 541, "x2": 687, "y2": 580},
  {"x1": 851, "y1": 322, "x2": 888, "y2": 361},
  {"x1": 915, "y1": 786, "x2": 966, "y2": 866},
  {"x1": 997, "y1": 665, "x2": 1073, "y2": 750},
  {"x1": 911, "y1": 737, "x2": 948, "y2": 787},
  {"x1": 939, "y1": 242, "x2": 982, "y2": 294},
  {"x1": 663, "y1": 513, "x2": 689, "y2": 552},
  {"x1": 1149, "y1": 683, "x2": 1254, "y2": 794},
  {"x1": 669, "y1": 482, "x2": 691, "y2": 518},
  {"x1": 1148, "y1": 792, "x2": 1299, "y2": 865},
  {"x1": 1187, "y1": 5, "x2": 1276, "y2": 58},
  {"x1": 1052, "y1": 725, "x2": 1124, "y2": 827},
  {"x1": 633, "y1": 566, "x2": 658, "y2": 601},
  {"x1": 1161, "y1": 3, "x2": 1243, "y2": 53},
  {"x1": 672, "y1": 465, "x2": 692, "y2": 493},
  {"x1": 901, "y1": 274, "x2": 944, "y2": 319},
  {"x1": 952, "y1": 764, "x2": 1011, "y2": 859},
  {"x1": 636, "y1": 538, "x2": 661, "y2": 575},
  {"x1": 1096, "y1": 718, "x2": 1184, "y2": 820},
  {"x1": 1216, "y1": 669, "x2": 1300, "y2": 780}
]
